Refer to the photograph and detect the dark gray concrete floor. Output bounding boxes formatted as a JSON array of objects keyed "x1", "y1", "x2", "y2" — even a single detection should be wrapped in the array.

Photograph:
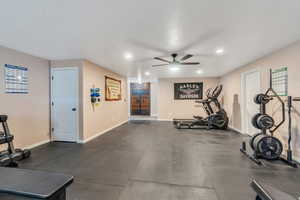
[{"x1": 18, "y1": 121, "x2": 300, "y2": 200}]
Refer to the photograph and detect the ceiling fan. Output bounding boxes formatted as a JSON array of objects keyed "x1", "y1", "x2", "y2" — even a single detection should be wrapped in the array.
[{"x1": 152, "y1": 53, "x2": 200, "y2": 67}]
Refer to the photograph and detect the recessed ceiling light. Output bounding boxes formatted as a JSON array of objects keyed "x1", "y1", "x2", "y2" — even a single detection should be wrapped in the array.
[
  {"x1": 145, "y1": 71, "x2": 150, "y2": 76},
  {"x1": 170, "y1": 67, "x2": 180, "y2": 72},
  {"x1": 137, "y1": 77, "x2": 142, "y2": 84},
  {"x1": 216, "y1": 48, "x2": 224, "y2": 55},
  {"x1": 196, "y1": 69, "x2": 203, "y2": 74},
  {"x1": 124, "y1": 52, "x2": 133, "y2": 60}
]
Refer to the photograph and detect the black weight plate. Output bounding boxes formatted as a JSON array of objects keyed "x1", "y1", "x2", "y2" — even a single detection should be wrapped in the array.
[
  {"x1": 249, "y1": 133, "x2": 262, "y2": 150},
  {"x1": 256, "y1": 114, "x2": 274, "y2": 129},
  {"x1": 253, "y1": 93, "x2": 269, "y2": 104},
  {"x1": 253, "y1": 94, "x2": 261, "y2": 104},
  {"x1": 253, "y1": 94, "x2": 264, "y2": 104},
  {"x1": 252, "y1": 113, "x2": 262, "y2": 129},
  {"x1": 255, "y1": 135, "x2": 283, "y2": 160}
]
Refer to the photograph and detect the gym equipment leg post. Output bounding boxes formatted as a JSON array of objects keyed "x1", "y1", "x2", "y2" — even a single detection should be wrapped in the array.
[{"x1": 240, "y1": 141, "x2": 263, "y2": 166}]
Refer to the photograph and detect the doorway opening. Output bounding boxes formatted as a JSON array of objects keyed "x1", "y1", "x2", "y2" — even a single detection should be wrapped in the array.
[
  {"x1": 130, "y1": 82, "x2": 151, "y2": 116},
  {"x1": 241, "y1": 69, "x2": 261, "y2": 135}
]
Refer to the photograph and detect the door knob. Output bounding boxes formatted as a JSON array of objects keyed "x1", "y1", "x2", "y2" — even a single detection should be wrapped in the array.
[{"x1": 72, "y1": 108, "x2": 77, "y2": 111}]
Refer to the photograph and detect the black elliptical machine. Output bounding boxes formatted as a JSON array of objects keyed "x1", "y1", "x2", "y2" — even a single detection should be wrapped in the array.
[
  {"x1": 173, "y1": 85, "x2": 229, "y2": 130},
  {"x1": 0, "y1": 115, "x2": 31, "y2": 167},
  {"x1": 240, "y1": 70, "x2": 298, "y2": 168}
]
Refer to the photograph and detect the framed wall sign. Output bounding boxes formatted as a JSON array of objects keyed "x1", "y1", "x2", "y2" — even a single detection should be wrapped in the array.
[
  {"x1": 4, "y1": 64, "x2": 29, "y2": 94},
  {"x1": 105, "y1": 76, "x2": 122, "y2": 101},
  {"x1": 174, "y1": 82, "x2": 203, "y2": 100}
]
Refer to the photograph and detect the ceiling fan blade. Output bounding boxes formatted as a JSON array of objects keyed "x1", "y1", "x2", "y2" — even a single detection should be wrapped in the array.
[
  {"x1": 180, "y1": 62, "x2": 200, "y2": 65},
  {"x1": 154, "y1": 57, "x2": 171, "y2": 63},
  {"x1": 152, "y1": 64, "x2": 169, "y2": 67},
  {"x1": 181, "y1": 54, "x2": 193, "y2": 61}
]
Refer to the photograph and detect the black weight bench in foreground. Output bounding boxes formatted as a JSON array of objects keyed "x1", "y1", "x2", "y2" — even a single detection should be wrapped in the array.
[
  {"x1": 251, "y1": 179, "x2": 296, "y2": 200},
  {"x1": 0, "y1": 167, "x2": 73, "y2": 200}
]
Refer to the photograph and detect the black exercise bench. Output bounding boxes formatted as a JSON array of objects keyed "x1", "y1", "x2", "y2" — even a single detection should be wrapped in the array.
[
  {"x1": 0, "y1": 167, "x2": 73, "y2": 199},
  {"x1": 251, "y1": 179, "x2": 296, "y2": 200}
]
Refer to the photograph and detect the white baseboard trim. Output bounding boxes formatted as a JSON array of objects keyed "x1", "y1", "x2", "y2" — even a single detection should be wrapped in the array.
[
  {"x1": 157, "y1": 119, "x2": 173, "y2": 121},
  {"x1": 78, "y1": 120, "x2": 129, "y2": 144},
  {"x1": 25, "y1": 139, "x2": 51, "y2": 150},
  {"x1": 229, "y1": 125, "x2": 242, "y2": 134},
  {"x1": 281, "y1": 153, "x2": 300, "y2": 163},
  {"x1": 293, "y1": 155, "x2": 300, "y2": 163},
  {"x1": 129, "y1": 116, "x2": 157, "y2": 121}
]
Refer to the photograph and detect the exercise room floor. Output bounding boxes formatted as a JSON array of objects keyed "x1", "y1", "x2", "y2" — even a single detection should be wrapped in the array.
[{"x1": 19, "y1": 121, "x2": 300, "y2": 200}]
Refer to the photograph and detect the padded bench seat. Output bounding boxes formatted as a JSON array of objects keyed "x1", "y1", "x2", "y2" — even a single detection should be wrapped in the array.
[
  {"x1": 251, "y1": 179, "x2": 296, "y2": 200},
  {"x1": 0, "y1": 167, "x2": 73, "y2": 200}
]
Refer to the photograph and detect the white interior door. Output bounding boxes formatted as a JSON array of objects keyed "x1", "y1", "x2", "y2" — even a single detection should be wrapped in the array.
[
  {"x1": 51, "y1": 67, "x2": 79, "y2": 142},
  {"x1": 242, "y1": 70, "x2": 261, "y2": 136}
]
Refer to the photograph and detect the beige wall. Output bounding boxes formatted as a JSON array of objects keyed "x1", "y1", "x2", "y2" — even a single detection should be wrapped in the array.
[
  {"x1": 158, "y1": 77, "x2": 220, "y2": 120},
  {"x1": 82, "y1": 60, "x2": 128, "y2": 141},
  {"x1": 0, "y1": 46, "x2": 50, "y2": 149},
  {"x1": 51, "y1": 60, "x2": 128, "y2": 142},
  {"x1": 220, "y1": 40, "x2": 300, "y2": 160}
]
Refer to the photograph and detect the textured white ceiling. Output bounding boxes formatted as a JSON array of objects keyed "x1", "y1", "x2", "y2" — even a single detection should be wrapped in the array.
[{"x1": 1, "y1": 0, "x2": 300, "y2": 79}]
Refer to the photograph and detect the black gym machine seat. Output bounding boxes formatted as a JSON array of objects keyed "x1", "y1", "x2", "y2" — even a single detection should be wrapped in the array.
[
  {"x1": 0, "y1": 115, "x2": 31, "y2": 167},
  {"x1": 251, "y1": 179, "x2": 296, "y2": 200},
  {"x1": 0, "y1": 167, "x2": 73, "y2": 199}
]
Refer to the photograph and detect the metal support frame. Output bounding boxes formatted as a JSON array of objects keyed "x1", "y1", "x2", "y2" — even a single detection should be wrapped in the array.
[{"x1": 240, "y1": 69, "x2": 298, "y2": 168}]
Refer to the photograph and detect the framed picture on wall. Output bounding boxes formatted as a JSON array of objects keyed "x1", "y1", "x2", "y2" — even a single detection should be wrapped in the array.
[
  {"x1": 174, "y1": 82, "x2": 203, "y2": 100},
  {"x1": 105, "y1": 76, "x2": 122, "y2": 101}
]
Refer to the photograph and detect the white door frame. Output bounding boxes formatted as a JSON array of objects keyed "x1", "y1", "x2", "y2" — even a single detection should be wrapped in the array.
[
  {"x1": 50, "y1": 67, "x2": 80, "y2": 142},
  {"x1": 240, "y1": 69, "x2": 261, "y2": 135}
]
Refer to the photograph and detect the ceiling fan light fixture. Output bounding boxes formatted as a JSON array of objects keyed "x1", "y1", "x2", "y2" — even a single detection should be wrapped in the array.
[
  {"x1": 124, "y1": 52, "x2": 133, "y2": 60},
  {"x1": 170, "y1": 66, "x2": 180, "y2": 72},
  {"x1": 216, "y1": 48, "x2": 224, "y2": 55},
  {"x1": 196, "y1": 69, "x2": 203, "y2": 74}
]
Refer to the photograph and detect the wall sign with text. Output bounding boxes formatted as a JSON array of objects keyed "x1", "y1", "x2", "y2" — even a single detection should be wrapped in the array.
[
  {"x1": 5, "y1": 64, "x2": 29, "y2": 94},
  {"x1": 105, "y1": 76, "x2": 121, "y2": 101},
  {"x1": 174, "y1": 82, "x2": 203, "y2": 100}
]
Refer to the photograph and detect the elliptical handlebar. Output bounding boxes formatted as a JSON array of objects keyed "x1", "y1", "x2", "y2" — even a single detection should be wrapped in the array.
[
  {"x1": 195, "y1": 84, "x2": 223, "y2": 105},
  {"x1": 203, "y1": 85, "x2": 223, "y2": 100},
  {"x1": 205, "y1": 88, "x2": 212, "y2": 98},
  {"x1": 211, "y1": 85, "x2": 223, "y2": 99}
]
